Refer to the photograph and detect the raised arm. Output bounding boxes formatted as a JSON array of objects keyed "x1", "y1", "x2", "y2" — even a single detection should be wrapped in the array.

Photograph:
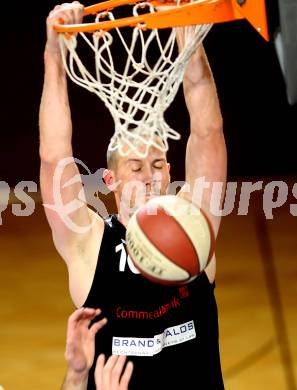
[
  {"x1": 39, "y1": 2, "x2": 104, "y2": 305},
  {"x1": 176, "y1": 27, "x2": 227, "y2": 237}
]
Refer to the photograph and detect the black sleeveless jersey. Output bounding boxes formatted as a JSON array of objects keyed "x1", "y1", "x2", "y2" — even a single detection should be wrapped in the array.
[{"x1": 84, "y1": 215, "x2": 224, "y2": 390}]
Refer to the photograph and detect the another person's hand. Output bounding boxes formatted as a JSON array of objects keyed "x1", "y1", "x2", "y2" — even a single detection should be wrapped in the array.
[
  {"x1": 65, "y1": 308, "x2": 107, "y2": 376},
  {"x1": 45, "y1": 1, "x2": 84, "y2": 55},
  {"x1": 95, "y1": 354, "x2": 134, "y2": 390}
]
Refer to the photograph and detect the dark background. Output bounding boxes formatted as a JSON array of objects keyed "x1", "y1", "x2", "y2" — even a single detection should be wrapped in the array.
[{"x1": 1, "y1": 0, "x2": 296, "y2": 187}]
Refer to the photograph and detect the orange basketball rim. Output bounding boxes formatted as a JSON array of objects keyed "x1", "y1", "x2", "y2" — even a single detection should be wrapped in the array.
[{"x1": 54, "y1": 0, "x2": 269, "y2": 41}]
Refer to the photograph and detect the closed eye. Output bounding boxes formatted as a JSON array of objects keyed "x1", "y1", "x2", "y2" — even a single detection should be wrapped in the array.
[
  {"x1": 153, "y1": 162, "x2": 165, "y2": 169},
  {"x1": 152, "y1": 158, "x2": 166, "y2": 170}
]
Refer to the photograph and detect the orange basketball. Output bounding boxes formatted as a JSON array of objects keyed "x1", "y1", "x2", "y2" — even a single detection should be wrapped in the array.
[{"x1": 126, "y1": 195, "x2": 215, "y2": 285}]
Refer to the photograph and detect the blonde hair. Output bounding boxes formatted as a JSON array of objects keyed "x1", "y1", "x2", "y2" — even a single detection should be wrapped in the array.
[
  {"x1": 106, "y1": 147, "x2": 118, "y2": 170},
  {"x1": 106, "y1": 131, "x2": 167, "y2": 170}
]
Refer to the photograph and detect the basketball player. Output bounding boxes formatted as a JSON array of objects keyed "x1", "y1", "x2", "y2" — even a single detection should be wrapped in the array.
[
  {"x1": 40, "y1": 2, "x2": 226, "y2": 389},
  {"x1": 63, "y1": 307, "x2": 133, "y2": 390}
]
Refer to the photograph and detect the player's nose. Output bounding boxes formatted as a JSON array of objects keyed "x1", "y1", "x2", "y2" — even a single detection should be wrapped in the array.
[{"x1": 141, "y1": 165, "x2": 154, "y2": 184}]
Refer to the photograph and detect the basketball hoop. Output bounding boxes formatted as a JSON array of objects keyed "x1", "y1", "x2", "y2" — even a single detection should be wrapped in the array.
[{"x1": 54, "y1": 0, "x2": 269, "y2": 157}]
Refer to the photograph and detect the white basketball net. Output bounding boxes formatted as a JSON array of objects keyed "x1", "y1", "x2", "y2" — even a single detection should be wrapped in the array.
[{"x1": 59, "y1": 2, "x2": 212, "y2": 157}]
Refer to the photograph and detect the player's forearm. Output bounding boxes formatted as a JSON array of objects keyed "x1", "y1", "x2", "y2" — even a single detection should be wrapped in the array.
[
  {"x1": 184, "y1": 46, "x2": 223, "y2": 137},
  {"x1": 39, "y1": 51, "x2": 73, "y2": 163},
  {"x1": 61, "y1": 368, "x2": 89, "y2": 390}
]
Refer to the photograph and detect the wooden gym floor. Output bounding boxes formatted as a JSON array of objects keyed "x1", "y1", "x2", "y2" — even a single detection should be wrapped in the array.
[{"x1": 0, "y1": 185, "x2": 296, "y2": 390}]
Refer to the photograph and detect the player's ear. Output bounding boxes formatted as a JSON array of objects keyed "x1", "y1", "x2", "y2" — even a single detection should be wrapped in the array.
[
  {"x1": 103, "y1": 169, "x2": 116, "y2": 191},
  {"x1": 167, "y1": 162, "x2": 171, "y2": 173}
]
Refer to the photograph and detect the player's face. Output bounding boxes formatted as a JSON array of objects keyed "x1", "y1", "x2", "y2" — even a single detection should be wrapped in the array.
[{"x1": 113, "y1": 145, "x2": 170, "y2": 210}]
